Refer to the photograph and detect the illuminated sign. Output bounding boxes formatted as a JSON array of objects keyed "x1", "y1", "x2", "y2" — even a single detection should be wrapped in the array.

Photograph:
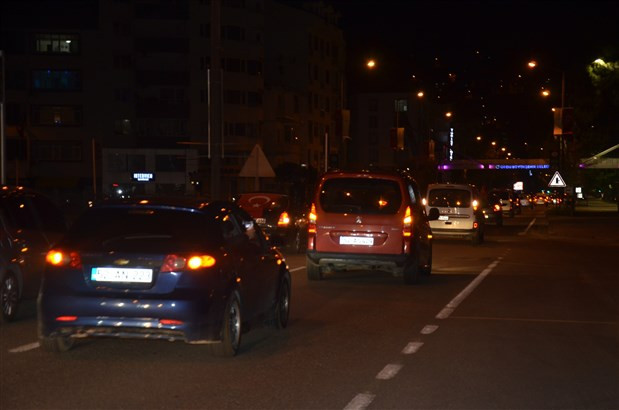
[
  {"x1": 132, "y1": 172, "x2": 154, "y2": 182},
  {"x1": 449, "y1": 128, "x2": 454, "y2": 161},
  {"x1": 513, "y1": 181, "x2": 523, "y2": 191},
  {"x1": 488, "y1": 164, "x2": 550, "y2": 170}
]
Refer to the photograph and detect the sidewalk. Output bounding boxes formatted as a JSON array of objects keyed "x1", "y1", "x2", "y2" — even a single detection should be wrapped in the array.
[{"x1": 574, "y1": 197, "x2": 618, "y2": 214}]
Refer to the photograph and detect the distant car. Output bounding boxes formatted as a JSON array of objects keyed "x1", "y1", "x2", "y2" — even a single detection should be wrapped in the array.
[
  {"x1": 425, "y1": 183, "x2": 485, "y2": 244},
  {"x1": 236, "y1": 192, "x2": 308, "y2": 253},
  {"x1": 0, "y1": 186, "x2": 67, "y2": 322},
  {"x1": 306, "y1": 169, "x2": 438, "y2": 284},
  {"x1": 534, "y1": 193, "x2": 548, "y2": 206},
  {"x1": 519, "y1": 195, "x2": 530, "y2": 208},
  {"x1": 481, "y1": 192, "x2": 503, "y2": 226},
  {"x1": 492, "y1": 189, "x2": 517, "y2": 217},
  {"x1": 38, "y1": 198, "x2": 291, "y2": 356}
]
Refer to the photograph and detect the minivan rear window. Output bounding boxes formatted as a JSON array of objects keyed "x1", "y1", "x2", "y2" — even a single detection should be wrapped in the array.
[
  {"x1": 428, "y1": 189, "x2": 471, "y2": 208},
  {"x1": 320, "y1": 178, "x2": 402, "y2": 214}
]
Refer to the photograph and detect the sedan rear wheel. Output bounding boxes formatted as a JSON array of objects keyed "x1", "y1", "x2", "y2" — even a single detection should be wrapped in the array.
[
  {"x1": 274, "y1": 273, "x2": 291, "y2": 329},
  {"x1": 211, "y1": 291, "x2": 242, "y2": 357},
  {"x1": 1, "y1": 272, "x2": 20, "y2": 322}
]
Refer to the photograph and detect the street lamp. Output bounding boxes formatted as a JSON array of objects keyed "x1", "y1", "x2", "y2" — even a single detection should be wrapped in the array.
[{"x1": 366, "y1": 59, "x2": 376, "y2": 69}]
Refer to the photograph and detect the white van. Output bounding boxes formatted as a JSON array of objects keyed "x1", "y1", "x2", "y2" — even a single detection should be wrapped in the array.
[{"x1": 424, "y1": 183, "x2": 484, "y2": 244}]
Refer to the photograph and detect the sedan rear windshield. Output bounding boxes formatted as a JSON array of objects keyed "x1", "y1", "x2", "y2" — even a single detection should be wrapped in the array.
[
  {"x1": 428, "y1": 189, "x2": 471, "y2": 208},
  {"x1": 65, "y1": 207, "x2": 222, "y2": 251},
  {"x1": 320, "y1": 178, "x2": 402, "y2": 214}
]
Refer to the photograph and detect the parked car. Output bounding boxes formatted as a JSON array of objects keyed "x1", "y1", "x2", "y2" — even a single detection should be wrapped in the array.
[
  {"x1": 481, "y1": 192, "x2": 503, "y2": 226},
  {"x1": 424, "y1": 183, "x2": 485, "y2": 244},
  {"x1": 38, "y1": 197, "x2": 291, "y2": 356},
  {"x1": 0, "y1": 186, "x2": 67, "y2": 322},
  {"x1": 306, "y1": 169, "x2": 438, "y2": 284},
  {"x1": 236, "y1": 192, "x2": 308, "y2": 253}
]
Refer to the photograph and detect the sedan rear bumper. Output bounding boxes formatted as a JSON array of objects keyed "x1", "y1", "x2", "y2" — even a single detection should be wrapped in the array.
[{"x1": 38, "y1": 292, "x2": 225, "y2": 343}]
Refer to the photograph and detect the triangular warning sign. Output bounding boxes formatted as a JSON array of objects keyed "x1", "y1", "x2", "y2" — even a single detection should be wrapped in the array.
[
  {"x1": 548, "y1": 171, "x2": 566, "y2": 188},
  {"x1": 238, "y1": 144, "x2": 276, "y2": 178}
]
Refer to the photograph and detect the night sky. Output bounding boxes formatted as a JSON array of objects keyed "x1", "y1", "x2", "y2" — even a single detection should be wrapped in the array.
[{"x1": 330, "y1": 0, "x2": 619, "y2": 91}]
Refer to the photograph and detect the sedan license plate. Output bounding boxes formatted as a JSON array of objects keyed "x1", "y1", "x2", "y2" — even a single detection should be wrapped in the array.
[
  {"x1": 91, "y1": 267, "x2": 153, "y2": 283},
  {"x1": 340, "y1": 236, "x2": 373, "y2": 245},
  {"x1": 255, "y1": 218, "x2": 266, "y2": 225},
  {"x1": 438, "y1": 215, "x2": 449, "y2": 221}
]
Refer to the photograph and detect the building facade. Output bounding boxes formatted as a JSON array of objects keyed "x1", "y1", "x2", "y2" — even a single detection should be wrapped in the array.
[{"x1": 0, "y1": 0, "x2": 345, "y2": 201}]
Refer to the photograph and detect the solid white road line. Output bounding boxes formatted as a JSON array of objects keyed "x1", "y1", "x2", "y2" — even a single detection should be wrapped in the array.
[
  {"x1": 436, "y1": 257, "x2": 503, "y2": 319},
  {"x1": 376, "y1": 363, "x2": 403, "y2": 380},
  {"x1": 518, "y1": 217, "x2": 537, "y2": 236},
  {"x1": 402, "y1": 341, "x2": 424, "y2": 354},
  {"x1": 343, "y1": 393, "x2": 375, "y2": 410},
  {"x1": 9, "y1": 342, "x2": 40, "y2": 353},
  {"x1": 289, "y1": 266, "x2": 305, "y2": 272}
]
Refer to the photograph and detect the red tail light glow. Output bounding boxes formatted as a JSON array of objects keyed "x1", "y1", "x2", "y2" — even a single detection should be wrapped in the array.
[
  {"x1": 160, "y1": 254, "x2": 216, "y2": 272},
  {"x1": 46, "y1": 250, "x2": 82, "y2": 268},
  {"x1": 159, "y1": 319, "x2": 183, "y2": 325},
  {"x1": 494, "y1": 204, "x2": 501, "y2": 212},
  {"x1": 56, "y1": 316, "x2": 78, "y2": 322},
  {"x1": 277, "y1": 211, "x2": 291, "y2": 227},
  {"x1": 403, "y1": 206, "x2": 413, "y2": 237},
  {"x1": 308, "y1": 203, "x2": 317, "y2": 234}
]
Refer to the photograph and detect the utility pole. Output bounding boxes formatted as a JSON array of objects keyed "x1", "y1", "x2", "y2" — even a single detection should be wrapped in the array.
[
  {"x1": 209, "y1": 0, "x2": 223, "y2": 199},
  {"x1": 0, "y1": 50, "x2": 5, "y2": 185}
]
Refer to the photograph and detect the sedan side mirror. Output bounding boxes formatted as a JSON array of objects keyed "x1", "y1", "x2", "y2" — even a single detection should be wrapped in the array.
[{"x1": 428, "y1": 207, "x2": 440, "y2": 221}]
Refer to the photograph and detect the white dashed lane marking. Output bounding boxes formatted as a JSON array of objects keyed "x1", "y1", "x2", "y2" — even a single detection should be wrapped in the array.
[
  {"x1": 9, "y1": 342, "x2": 40, "y2": 353},
  {"x1": 402, "y1": 341, "x2": 424, "y2": 355},
  {"x1": 376, "y1": 363, "x2": 403, "y2": 380},
  {"x1": 343, "y1": 393, "x2": 375, "y2": 410}
]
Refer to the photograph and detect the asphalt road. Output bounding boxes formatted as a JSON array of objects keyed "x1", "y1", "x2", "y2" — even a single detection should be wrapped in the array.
[{"x1": 1, "y1": 205, "x2": 617, "y2": 409}]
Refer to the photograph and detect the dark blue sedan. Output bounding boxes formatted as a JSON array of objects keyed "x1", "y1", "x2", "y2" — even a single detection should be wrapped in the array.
[{"x1": 38, "y1": 198, "x2": 291, "y2": 356}]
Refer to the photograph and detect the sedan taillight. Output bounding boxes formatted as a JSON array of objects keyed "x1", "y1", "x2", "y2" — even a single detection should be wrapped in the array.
[
  {"x1": 160, "y1": 254, "x2": 216, "y2": 272},
  {"x1": 46, "y1": 250, "x2": 82, "y2": 269},
  {"x1": 277, "y1": 211, "x2": 291, "y2": 227}
]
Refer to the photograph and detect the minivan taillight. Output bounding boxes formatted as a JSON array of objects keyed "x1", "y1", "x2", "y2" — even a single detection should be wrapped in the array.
[
  {"x1": 308, "y1": 203, "x2": 317, "y2": 234},
  {"x1": 403, "y1": 206, "x2": 413, "y2": 237}
]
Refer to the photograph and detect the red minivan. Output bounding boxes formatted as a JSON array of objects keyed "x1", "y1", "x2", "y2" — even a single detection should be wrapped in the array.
[{"x1": 306, "y1": 169, "x2": 438, "y2": 284}]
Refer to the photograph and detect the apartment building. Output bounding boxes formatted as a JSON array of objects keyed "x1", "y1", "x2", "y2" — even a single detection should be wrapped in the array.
[{"x1": 0, "y1": 0, "x2": 345, "y2": 200}]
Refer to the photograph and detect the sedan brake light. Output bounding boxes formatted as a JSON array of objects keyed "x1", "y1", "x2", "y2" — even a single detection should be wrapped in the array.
[
  {"x1": 160, "y1": 254, "x2": 216, "y2": 272},
  {"x1": 277, "y1": 211, "x2": 291, "y2": 227},
  {"x1": 46, "y1": 250, "x2": 82, "y2": 269}
]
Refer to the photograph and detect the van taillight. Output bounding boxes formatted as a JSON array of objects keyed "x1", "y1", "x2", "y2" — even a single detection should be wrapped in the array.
[
  {"x1": 403, "y1": 206, "x2": 413, "y2": 237},
  {"x1": 277, "y1": 211, "x2": 291, "y2": 227},
  {"x1": 46, "y1": 250, "x2": 82, "y2": 269},
  {"x1": 308, "y1": 203, "x2": 317, "y2": 234}
]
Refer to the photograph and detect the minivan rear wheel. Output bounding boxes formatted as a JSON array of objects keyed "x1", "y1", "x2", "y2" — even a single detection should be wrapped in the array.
[
  {"x1": 403, "y1": 257, "x2": 420, "y2": 285},
  {"x1": 306, "y1": 257, "x2": 322, "y2": 280}
]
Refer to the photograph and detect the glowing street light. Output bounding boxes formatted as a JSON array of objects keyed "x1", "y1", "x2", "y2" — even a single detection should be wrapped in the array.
[
  {"x1": 445, "y1": 111, "x2": 452, "y2": 118},
  {"x1": 366, "y1": 59, "x2": 376, "y2": 69},
  {"x1": 417, "y1": 91, "x2": 424, "y2": 98},
  {"x1": 527, "y1": 60, "x2": 537, "y2": 69}
]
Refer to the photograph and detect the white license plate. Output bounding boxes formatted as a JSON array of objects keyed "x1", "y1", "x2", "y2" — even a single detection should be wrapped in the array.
[
  {"x1": 439, "y1": 215, "x2": 449, "y2": 221},
  {"x1": 340, "y1": 236, "x2": 374, "y2": 245},
  {"x1": 91, "y1": 267, "x2": 153, "y2": 283},
  {"x1": 255, "y1": 218, "x2": 266, "y2": 225}
]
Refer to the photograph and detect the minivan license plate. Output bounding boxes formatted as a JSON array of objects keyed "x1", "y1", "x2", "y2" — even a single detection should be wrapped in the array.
[
  {"x1": 91, "y1": 267, "x2": 153, "y2": 283},
  {"x1": 340, "y1": 236, "x2": 373, "y2": 245}
]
